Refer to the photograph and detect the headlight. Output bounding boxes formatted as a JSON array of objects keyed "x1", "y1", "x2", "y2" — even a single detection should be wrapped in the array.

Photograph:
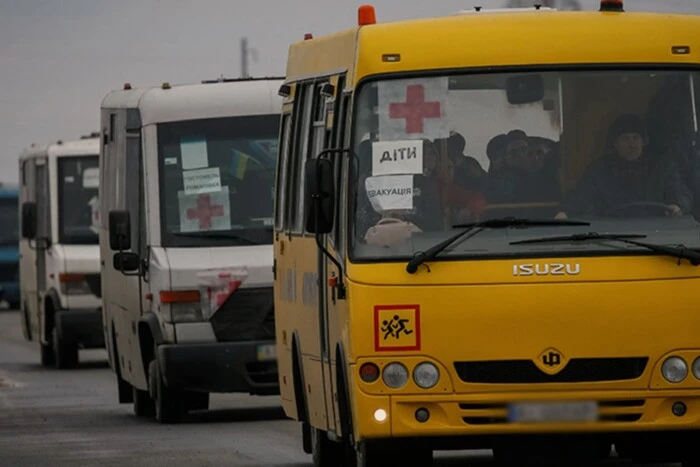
[
  {"x1": 692, "y1": 357, "x2": 700, "y2": 380},
  {"x1": 59, "y1": 273, "x2": 92, "y2": 296},
  {"x1": 413, "y1": 362, "x2": 440, "y2": 389},
  {"x1": 662, "y1": 356, "x2": 688, "y2": 383},
  {"x1": 382, "y1": 362, "x2": 409, "y2": 389},
  {"x1": 170, "y1": 303, "x2": 203, "y2": 323}
]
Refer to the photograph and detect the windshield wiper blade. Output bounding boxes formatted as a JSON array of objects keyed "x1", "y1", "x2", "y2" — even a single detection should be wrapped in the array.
[
  {"x1": 405, "y1": 217, "x2": 591, "y2": 274},
  {"x1": 173, "y1": 231, "x2": 261, "y2": 245},
  {"x1": 510, "y1": 232, "x2": 700, "y2": 266}
]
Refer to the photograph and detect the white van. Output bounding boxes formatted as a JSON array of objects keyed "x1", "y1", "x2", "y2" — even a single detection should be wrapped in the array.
[
  {"x1": 99, "y1": 77, "x2": 283, "y2": 423},
  {"x1": 19, "y1": 134, "x2": 104, "y2": 369}
]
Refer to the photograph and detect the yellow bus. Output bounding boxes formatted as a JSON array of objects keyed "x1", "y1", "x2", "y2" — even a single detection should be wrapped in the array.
[{"x1": 273, "y1": 2, "x2": 700, "y2": 465}]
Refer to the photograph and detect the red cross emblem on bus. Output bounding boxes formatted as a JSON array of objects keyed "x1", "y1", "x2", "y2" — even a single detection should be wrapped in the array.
[
  {"x1": 187, "y1": 194, "x2": 224, "y2": 229},
  {"x1": 389, "y1": 84, "x2": 442, "y2": 134}
]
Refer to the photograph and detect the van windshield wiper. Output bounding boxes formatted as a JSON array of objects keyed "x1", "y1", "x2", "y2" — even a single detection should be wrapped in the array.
[
  {"x1": 173, "y1": 230, "x2": 263, "y2": 245},
  {"x1": 510, "y1": 232, "x2": 700, "y2": 266},
  {"x1": 405, "y1": 217, "x2": 591, "y2": 274}
]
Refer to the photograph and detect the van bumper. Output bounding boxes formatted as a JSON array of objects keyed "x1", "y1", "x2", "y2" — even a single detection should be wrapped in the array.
[
  {"x1": 157, "y1": 340, "x2": 279, "y2": 395},
  {"x1": 55, "y1": 308, "x2": 105, "y2": 349}
]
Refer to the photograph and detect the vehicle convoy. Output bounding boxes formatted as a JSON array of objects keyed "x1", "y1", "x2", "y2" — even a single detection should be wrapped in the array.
[
  {"x1": 19, "y1": 134, "x2": 104, "y2": 369},
  {"x1": 99, "y1": 77, "x2": 283, "y2": 423},
  {"x1": 273, "y1": 3, "x2": 700, "y2": 465}
]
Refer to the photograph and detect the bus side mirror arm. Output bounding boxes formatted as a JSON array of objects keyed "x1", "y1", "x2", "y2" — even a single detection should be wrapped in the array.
[{"x1": 304, "y1": 149, "x2": 349, "y2": 301}]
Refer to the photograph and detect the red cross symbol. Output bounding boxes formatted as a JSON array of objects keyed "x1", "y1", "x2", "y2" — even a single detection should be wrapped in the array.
[
  {"x1": 389, "y1": 84, "x2": 442, "y2": 134},
  {"x1": 187, "y1": 194, "x2": 224, "y2": 229}
]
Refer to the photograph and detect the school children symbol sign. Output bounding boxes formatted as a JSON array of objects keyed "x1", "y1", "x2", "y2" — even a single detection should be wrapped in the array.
[{"x1": 377, "y1": 77, "x2": 450, "y2": 141}]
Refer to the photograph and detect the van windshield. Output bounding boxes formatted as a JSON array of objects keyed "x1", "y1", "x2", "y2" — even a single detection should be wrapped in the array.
[
  {"x1": 158, "y1": 114, "x2": 280, "y2": 248},
  {"x1": 350, "y1": 69, "x2": 700, "y2": 262},
  {"x1": 58, "y1": 155, "x2": 99, "y2": 245},
  {"x1": 0, "y1": 196, "x2": 19, "y2": 246}
]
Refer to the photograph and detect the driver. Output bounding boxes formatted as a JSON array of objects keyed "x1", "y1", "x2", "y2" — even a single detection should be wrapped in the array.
[{"x1": 555, "y1": 114, "x2": 691, "y2": 219}]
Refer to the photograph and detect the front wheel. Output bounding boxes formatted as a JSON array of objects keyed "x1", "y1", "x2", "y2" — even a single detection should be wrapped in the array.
[
  {"x1": 148, "y1": 357, "x2": 185, "y2": 423},
  {"x1": 132, "y1": 386, "x2": 155, "y2": 417},
  {"x1": 52, "y1": 327, "x2": 78, "y2": 369},
  {"x1": 40, "y1": 342, "x2": 55, "y2": 367}
]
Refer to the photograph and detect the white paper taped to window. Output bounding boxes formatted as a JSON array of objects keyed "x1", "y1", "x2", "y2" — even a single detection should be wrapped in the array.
[
  {"x1": 180, "y1": 137, "x2": 208, "y2": 170},
  {"x1": 183, "y1": 167, "x2": 221, "y2": 195},
  {"x1": 377, "y1": 77, "x2": 450, "y2": 141},
  {"x1": 177, "y1": 186, "x2": 231, "y2": 233},
  {"x1": 371, "y1": 140, "x2": 423, "y2": 176},
  {"x1": 82, "y1": 167, "x2": 99, "y2": 188},
  {"x1": 365, "y1": 175, "x2": 414, "y2": 212}
]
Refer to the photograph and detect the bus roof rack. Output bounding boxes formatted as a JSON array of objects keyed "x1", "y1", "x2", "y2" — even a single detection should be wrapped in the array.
[{"x1": 201, "y1": 75, "x2": 286, "y2": 84}]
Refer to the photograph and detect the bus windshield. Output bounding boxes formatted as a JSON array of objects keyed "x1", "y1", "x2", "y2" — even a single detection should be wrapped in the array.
[
  {"x1": 351, "y1": 69, "x2": 700, "y2": 261},
  {"x1": 0, "y1": 196, "x2": 19, "y2": 246},
  {"x1": 58, "y1": 156, "x2": 99, "y2": 245},
  {"x1": 158, "y1": 114, "x2": 280, "y2": 248}
]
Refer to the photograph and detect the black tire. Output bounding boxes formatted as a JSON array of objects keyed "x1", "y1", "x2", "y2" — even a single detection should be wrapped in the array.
[
  {"x1": 185, "y1": 391, "x2": 209, "y2": 412},
  {"x1": 52, "y1": 327, "x2": 78, "y2": 369},
  {"x1": 311, "y1": 427, "x2": 345, "y2": 467},
  {"x1": 133, "y1": 386, "x2": 155, "y2": 417},
  {"x1": 40, "y1": 342, "x2": 54, "y2": 367},
  {"x1": 148, "y1": 357, "x2": 185, "y2": 423}
]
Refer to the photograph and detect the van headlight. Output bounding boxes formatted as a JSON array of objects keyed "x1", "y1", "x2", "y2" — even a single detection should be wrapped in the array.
[
  {"x1": 692, "y1": 357, "x2": 700, "y2": 380},
  {"x1": 413, "y1": 362, "x2": 440, "y2": 389},
  {"x1": 662, "y1": 357, "x2": 688, "y2": 383},
  {"x1": 382, "y1": 362, "x2": 409, "y2": 389},
  {"x1": 170, "y1": 303, "x2": 203, "y2": 323}
]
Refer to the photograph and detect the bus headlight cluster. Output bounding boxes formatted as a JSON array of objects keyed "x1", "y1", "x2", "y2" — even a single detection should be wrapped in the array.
[
  {"x1": 371, "y1": 361, "x2": 440, "y2": 390},
  {"x1": 662, "y1": 356, "x2": 688, "y2": 383}
]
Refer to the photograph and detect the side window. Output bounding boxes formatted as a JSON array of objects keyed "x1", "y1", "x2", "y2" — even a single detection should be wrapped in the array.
[
  {"x1": 35, "y1": 161, "x2": 50, "y2": 241},
  {"x1": 289, "y1": 83, "x2": 314, "y2": 233},
  {"x1": 310, "y1": 82, "x2": 329, "y2": 161},
  {"x1": 274, "y1": 114, "x2": 292, "y2": 231},
  {"x1": 329, "y1": 75, "x2": 347, "y2": 247},
  {"x1": 125, "y1": 128, "x2": 141, "y2": 254}
]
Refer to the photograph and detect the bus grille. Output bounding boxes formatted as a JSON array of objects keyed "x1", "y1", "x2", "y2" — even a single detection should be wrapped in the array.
[
  {"x1": 210, "y1": 287, "x2": 275, "y2": 342},
  {"x1": 454, "y1": 357, "x2": 648, "y2": 384},
  {"x1": 460, "y1": 399, "x2": 645, "y2": 426}
]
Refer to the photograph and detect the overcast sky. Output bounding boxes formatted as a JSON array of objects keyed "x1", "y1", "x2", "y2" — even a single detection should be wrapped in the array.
[{"x1": 1, "y1": 0, "x2": 698, "y2": 184}]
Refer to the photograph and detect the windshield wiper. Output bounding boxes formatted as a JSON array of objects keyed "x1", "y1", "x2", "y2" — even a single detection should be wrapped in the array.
[
  {"x1": 405, "y1": 217, "x2": 591, "y2": 274},
  {"x1": 173, "y1": 231, "x2": 263, "y2": 245},
  {"x1": 510, "y1": 232, "x2": 700, "y2": 266}
]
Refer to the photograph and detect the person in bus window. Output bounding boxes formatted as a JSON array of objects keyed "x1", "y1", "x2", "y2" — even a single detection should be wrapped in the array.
[{"x1": 555, "y1": 114, "x2": 692, "y2": 219}]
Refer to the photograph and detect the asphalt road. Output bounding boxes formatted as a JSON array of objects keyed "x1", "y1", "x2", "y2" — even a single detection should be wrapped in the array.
[{"x1": 0, "y1": 310, "x2": 680, "y2": 466}]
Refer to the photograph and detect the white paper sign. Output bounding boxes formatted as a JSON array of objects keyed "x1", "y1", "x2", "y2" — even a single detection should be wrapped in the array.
[
  {"x1": 164, "y1": 157, "x2": 178, "y2": 166},
  {"x1": 178, "y1": 187, "x2": 231, "y2": 232},
  {"x1": 180, "y1": 137, "x2": 209, "y2": 170},
  {"x1": 372, "y1": 140, "x2": 423, "y2": 176},
  {"x1": 183, "y1": 167, "x2": 221, "y2": 195},
  {"x1": 365, "y1": 175, "x2": 414, "y2": 212},
  {"x1": 378, "y1": 77, "x2": 450, "y2": 141},
  {"x1": 88, "y1": 196, "x2": 99, "y2": 234},
  {"x1": 82, "y1": 167, "x2": 99, "y2": 188}
]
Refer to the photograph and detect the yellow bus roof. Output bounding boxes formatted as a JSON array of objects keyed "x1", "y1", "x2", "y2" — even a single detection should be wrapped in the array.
[{"x1": 285, "y1": 10, "x2": 700, "y2": 87}]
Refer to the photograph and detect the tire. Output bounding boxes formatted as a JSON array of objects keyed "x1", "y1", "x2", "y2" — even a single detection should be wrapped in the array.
[
  {"x1": 40, "y1": 342, "x2": 54, "y2": 367},
  {"x1": 52, "y1": 327, "x2": 78, "y2": 369},
  {"x1": 185, "y1": 391, "x2": 209, "y2": 412},
  {"x1": 311, "y1": 427, "x2": 345, "y2": 467},
  {"x1": 148, "y1": 357, "x2": 185, "y2": 423},
  {"x1": 133, "y1": 386, "x2": 155, "y2": 417}
]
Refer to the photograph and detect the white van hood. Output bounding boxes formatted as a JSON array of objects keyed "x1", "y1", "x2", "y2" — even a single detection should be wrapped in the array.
[
  {"x1": 53, "y1": 245, "x2": 101, "y2": 274},
  {"x1": 159, "y1": 245, "x2": 273, "y2": 290}
]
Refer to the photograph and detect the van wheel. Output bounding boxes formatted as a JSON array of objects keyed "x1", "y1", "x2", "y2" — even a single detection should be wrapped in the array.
[
  {"x1": 149, "y1": 358, "x2": 184, "y2": 423},
  {"x1": 185, "y1": 391, "x2": 209, "y2": 412},
  {"x1": 40, "y1": 342, "x2": 55, "y2": 367},
  {"x1": 52, "y1": 327, "x2": 78, "y2": 369},
  {"x1": 311, "y1": 427, "x2": 345, "y2": 466},
  {"x1": 132, "y1": 386, "x2": 155, "y2": 417}
]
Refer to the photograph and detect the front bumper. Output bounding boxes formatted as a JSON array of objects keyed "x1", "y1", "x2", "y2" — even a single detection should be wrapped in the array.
[
  {"x1": 55, "y1": 308, "x2": 105, "y2": 349},
  {"x1": 157, "y1": 340, "x2": 279, "y2": 395}
]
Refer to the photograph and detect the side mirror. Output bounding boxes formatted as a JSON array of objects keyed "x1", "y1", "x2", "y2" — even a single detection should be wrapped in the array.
[
  {"x1": 113, "y1": 252, "x2": 140, "y2": 273},
  {"x1": 21, "y1": 202, "x2": 37, "y2": 239},
  {"x1": 506, "y1": 74, "x2": 545, "y2": 105},
  {"x1": 109, "y1": 210, "x2": 131, "y2": 251},
  {"x1": 304, "y1": 158, "x2": 335, "y2": 234}
]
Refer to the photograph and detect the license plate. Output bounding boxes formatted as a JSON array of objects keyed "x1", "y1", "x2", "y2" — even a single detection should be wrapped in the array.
[
  {"x1": 508, "y1": 401, "x2": 598, "y2": 423},
  {"x1": 256, "y1": 344, "x2": 276, "y2": 361}
]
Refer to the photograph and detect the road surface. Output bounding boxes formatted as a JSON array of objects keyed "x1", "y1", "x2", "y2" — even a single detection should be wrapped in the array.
[{"x1": 0, "y1": 310, "x2": 679, "y2": 466}]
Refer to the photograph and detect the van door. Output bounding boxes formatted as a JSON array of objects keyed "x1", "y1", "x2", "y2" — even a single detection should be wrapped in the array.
[
  {"x1": 19, "y1": 158, "x2": 39, "y2": 340},
  {"x1": 35, "y1": 158, "x2": 50, "y2": 341}
]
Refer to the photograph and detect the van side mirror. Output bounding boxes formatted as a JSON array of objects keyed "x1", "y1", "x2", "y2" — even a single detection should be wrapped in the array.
[
  {"x1": 109, "y1": 210, "x2": 131, "y2": 251},
  {"x1": 113, "y1": 252, "x2": 140, "y2": 273},
  {"x1": 21, "y1": 202, "x2": 37, "y2": 239},
  {"x1": 304, "y1": 158, "x2": 335, "y2": 234}
]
